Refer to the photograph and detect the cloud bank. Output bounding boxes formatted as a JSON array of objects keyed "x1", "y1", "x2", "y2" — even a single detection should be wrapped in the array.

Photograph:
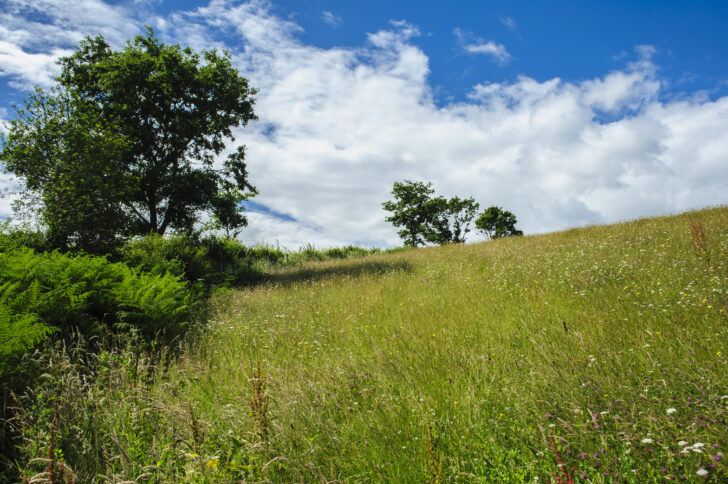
[{"x1": 1, "y1": 0, "x2": 728, "y2": 248}]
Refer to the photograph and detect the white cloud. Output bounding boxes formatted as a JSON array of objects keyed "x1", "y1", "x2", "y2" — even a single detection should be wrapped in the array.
[
  {"x1": 464, "y1": 41, "x2": 512, "y2": 64},
  {"x1": 2, "y1": 1, "x2": 728, "y2": 249},
  {"x1": 0, "y1": 0, "x2": 147, "y2": 88},
  {"x1": 322, "y1": 10, "x2": 342, "y2": 28},
  {"x1": 454, "y1": 28, "x2": 512, "y2": 65}
]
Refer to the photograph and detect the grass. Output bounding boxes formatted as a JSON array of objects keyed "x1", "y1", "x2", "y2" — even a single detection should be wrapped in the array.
[{"x1": 13, "y1": 207, "x2": 728, "y2": 482}]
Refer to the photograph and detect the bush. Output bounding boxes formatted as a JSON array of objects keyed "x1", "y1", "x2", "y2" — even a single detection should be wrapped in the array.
[
  {"x1": 120, "y1": 233, "x2": 271, "y2": 290},
  {"x1": 0, "y1": 222, "x2": 49, "y2": 253}
]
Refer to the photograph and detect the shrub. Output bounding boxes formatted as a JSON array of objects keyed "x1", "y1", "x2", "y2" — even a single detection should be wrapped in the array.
[{"x1": 0, "y1": 222, "x2": 49, "y2": 253}]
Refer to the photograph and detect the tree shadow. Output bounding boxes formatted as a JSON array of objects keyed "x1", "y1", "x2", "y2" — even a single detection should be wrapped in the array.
[{"x1": 261, "y1": 258, "x2": 412, "y2": 286}]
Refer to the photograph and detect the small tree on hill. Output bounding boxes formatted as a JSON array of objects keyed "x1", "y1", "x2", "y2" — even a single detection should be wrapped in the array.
[
  {"x1": 382, "y1": 181, "x2": 480, "y2": 246},
  {"x1": 475, "y1": 206, "x2": 522, "y2": 240},
  {"x1": 427, "y1": 196, "x2": 480, "y2": 244},
  {"x1": 382, "y1": 180, "x2": 441, "y2": 247}
]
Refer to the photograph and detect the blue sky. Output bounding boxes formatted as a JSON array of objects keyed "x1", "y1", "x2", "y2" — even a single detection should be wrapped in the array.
[
  {"x1": 140, "y1": 0, "x2": 728, "y2": 104},
  {"x1": 2, "y1": 0, "x2": 728, "y2": 247}
]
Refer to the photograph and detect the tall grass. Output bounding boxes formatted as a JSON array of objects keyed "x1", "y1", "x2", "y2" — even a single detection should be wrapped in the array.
[{"x1": 11, "y1": 207, "x2": 728, "y2": 482}]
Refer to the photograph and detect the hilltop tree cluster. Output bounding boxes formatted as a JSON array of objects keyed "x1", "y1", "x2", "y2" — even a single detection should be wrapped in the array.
[{"x1": 382, "y1": 180, "x2": 522, "y2": 247}]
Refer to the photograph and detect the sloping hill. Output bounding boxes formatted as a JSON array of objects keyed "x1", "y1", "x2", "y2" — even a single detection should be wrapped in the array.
[
  {"x1": 29, "y1": 207, "x2": 728, "y2": 482},
  {"x1": 166, "y1": 206, "x2": 726, "y2": 481}
]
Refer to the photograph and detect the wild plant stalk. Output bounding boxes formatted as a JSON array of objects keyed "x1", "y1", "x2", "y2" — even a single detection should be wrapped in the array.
[
  {"x1": 249, "y1": 363, "x2": 269, "y2": 447},
  {"x1": 689, "y1": 217, "x2": 710, "y2": 265},
  {"x1": 187, "y1": 402, "x2": 206, "y2": 479},
  {"x1": 547, "y1": 429, "x2": 575, "y2": 484},
  {"x1": 424, "y1": 423, "x2": 442, "y2": 484}
]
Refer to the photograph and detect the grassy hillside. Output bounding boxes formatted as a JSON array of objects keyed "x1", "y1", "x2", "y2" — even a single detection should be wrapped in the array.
[{"x1": 18, "y1": 207, "x2": 727, "y2": 482}]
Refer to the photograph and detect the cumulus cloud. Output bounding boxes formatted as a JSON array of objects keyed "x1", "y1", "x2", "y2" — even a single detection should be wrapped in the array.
[
  {"x1": 1, "y1": 1, "x2": 728, "y2": 248},
  {"x1": 0, "y1": 0, "x2": 146, "y2": 88}
]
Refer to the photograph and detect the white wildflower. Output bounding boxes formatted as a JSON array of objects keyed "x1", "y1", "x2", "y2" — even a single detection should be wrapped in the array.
[
  {"x1": 641, "y1": 438, "x2": 653, "y2": 444},
  {"x1": 693, "y1": 443, "x2": 704, "y2": 448},
  {"x1": 696, "y1": 468, "x2": 708, "y2": 476},
  {"x1": 678, "y1": 441, "x2": 688, "y2": 446},
  {"x1": 666, "y1": 408, "x2": 677, "y2": 414}
]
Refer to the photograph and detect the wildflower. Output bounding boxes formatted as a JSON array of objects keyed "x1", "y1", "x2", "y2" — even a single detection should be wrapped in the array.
[
  {"x1": 678, "y1": 441, "x2": 688, "y2": 446},
  {"x1": 206, "y1": 457, "x2": 220, "y2": 469},
  {"x1": 641, "y1": 438, "x2": 653, "y2": 444},
  {"x1": 666, "y1": 408, "x2": 677, "y2": 414},
  {"x1": 696, "y1": 468, "x2": 708, "y2": 476},
  {"x1": 694, "y1": 443, "x2": 705, "y2": 448}
]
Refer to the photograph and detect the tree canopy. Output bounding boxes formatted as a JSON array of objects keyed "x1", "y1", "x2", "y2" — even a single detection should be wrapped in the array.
[
  {"x1": 0, "y1": 27, "x2": 258, "y2": 252},
  {"x1": 475, "y1": 206, "x2": 522, "y2": 239},
  {"x1": 382, "y1": 180, "x2": 440, "y2": 247},
  {"x1": 382, "y1": 180, "x2": 480, "y2": 247}
]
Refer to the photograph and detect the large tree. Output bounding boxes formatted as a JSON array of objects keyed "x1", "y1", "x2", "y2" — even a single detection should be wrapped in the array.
[{"x1": 1, "y1": 27, "x2": 257, "y2": 251}]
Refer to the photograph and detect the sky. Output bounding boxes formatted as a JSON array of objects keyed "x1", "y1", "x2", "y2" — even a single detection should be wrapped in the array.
[{"x1": 1, "y1": 0, "x2": 728, "y2": 248}]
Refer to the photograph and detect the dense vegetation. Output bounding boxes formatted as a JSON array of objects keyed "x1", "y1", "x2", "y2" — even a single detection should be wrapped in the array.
[
  {"x1": 6, "y1": 207, "x2": 725, "y2": 482},
  {"x1": 0, "y1": 226, "x2": 396, "y2": 479}
]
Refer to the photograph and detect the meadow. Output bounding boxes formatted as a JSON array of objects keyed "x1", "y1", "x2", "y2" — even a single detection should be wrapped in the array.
[{"x1": 15, "y1": 207, "x2": 727, "y2": 482}]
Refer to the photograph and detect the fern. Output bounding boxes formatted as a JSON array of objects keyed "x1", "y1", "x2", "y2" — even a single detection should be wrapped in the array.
[
  {"x1": 0, "y1": 304, "x2": 58, "y2": 377},
  {"x1": 0, "y1": 248, "x2": 191, "y2": 371}
]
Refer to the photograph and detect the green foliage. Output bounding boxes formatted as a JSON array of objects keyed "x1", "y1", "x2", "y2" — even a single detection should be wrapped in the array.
[
  {"x1": 0, "y1": 221, "x2": 48, "y2": 253},
  {"x1": 426, "y1": 196, "x2": 480, "y2": 244},
  {"x1": 382, "y1": 180, "x2": 480, "y2": 246},
  {"x1": 119, "y1": 234, "x2": 386, "y2": 291},
  {"x1": 382, "y1": 180, "x2": 439, "y2": 247},
  {"x1": 120, "y1": 233, "x2": 266, "y2": 291},
  {"x1": 0, "y1": 89, "x2": 129, "y2": 253},
  {"x1": 474, "y1": 205, "x2": 522, "y2": 239},
  {"x1": 0, "y1": 305, "x2": 56, "y2": 377},
  {"x1": 0, "y1": 248, "x2": 191, "y2": 368},
  {"x1": 57, "y1": 27, "x2": 258, "y2": 236},
  {"x1": 0, "y1": 28, "x2": 257, "y2": 254}
]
